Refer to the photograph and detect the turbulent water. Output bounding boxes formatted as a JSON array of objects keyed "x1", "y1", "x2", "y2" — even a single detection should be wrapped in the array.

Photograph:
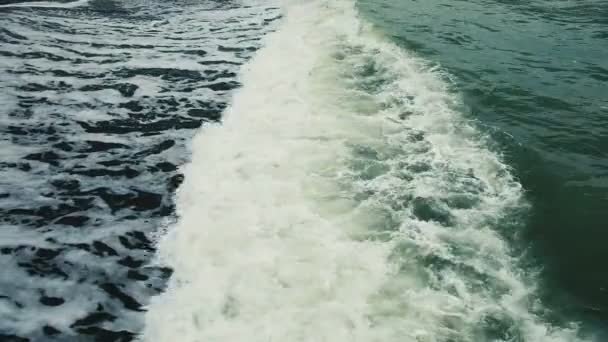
[
  {"x1": 1, "y1": 0, "x2": 606, "y2": 341},
  {"x1": 356, "y1": 0, "x2": 608, "y2": 338},
  {"x1": 0, "y1": 0, "x2": 279, "y2": 340}
]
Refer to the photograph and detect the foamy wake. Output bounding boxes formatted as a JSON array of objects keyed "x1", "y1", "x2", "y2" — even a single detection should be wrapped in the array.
[{"x1": 142, "y1": 0, "x2": 588, "y2": 341}]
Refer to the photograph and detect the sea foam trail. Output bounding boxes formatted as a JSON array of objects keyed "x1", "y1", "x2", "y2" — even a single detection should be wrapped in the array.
[{"x1": 143, "y1": 0, "x2": 588, "y2": 341}]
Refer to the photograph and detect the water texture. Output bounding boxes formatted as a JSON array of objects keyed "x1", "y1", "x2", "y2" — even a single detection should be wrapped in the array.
[
  {"x1": 1, "y1": 0, "x2": 606, "y2": 341},
  {"x1": 0, "y1": 0, "x2": 279, "y2": 340}
]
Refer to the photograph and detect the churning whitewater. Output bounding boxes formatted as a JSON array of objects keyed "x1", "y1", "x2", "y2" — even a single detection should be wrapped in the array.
[{"x1": 143, "y1": 0, "x2": 588, "y2": 341}]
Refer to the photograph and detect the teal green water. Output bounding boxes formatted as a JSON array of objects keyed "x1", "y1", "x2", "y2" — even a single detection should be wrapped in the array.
[{"x1": 358, "y1": 0, "x2": 608, "y2": 335}]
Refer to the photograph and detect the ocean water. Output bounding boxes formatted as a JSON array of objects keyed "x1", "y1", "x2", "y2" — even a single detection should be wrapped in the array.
[
  {"x1": 0, "y1": 0, "x2": 606, "y2": 341},
  {"x1": 0, "y1": 0, "x2": 279, "y2": 340},
  {"x1": 356, "y1": 0, "x2": 608, "y2": 336}
]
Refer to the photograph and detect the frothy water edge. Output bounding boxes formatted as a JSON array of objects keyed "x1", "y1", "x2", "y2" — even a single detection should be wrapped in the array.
[{"x1": 143, "y1": 0, "x2": 592, "y2": 341}]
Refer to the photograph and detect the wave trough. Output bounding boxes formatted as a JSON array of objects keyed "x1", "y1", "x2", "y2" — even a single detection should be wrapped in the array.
[{"x1": 143, "y1": 1, "x2": 589, "y2": 341}]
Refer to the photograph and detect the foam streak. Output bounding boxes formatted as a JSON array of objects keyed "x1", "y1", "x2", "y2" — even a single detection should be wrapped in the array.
[{"x1": 143, "y1": 1, "x2": 588, "y2": 341}]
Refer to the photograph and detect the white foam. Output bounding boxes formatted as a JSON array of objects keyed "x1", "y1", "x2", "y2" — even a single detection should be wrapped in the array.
[{"x1": 143, "y1": 0, "x2": 589, "y2": 341}]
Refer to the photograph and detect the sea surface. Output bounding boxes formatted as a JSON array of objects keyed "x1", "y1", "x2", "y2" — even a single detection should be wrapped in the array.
[
  {"x1": 0, "y1": 0, "x2": 606, "y2": 341},
  {"x1": 357, "y1": 0, "x2": 608, "y2": 336},
  {"x1": 0, "y1": 0, "x2": 279, "y2": 340}
]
